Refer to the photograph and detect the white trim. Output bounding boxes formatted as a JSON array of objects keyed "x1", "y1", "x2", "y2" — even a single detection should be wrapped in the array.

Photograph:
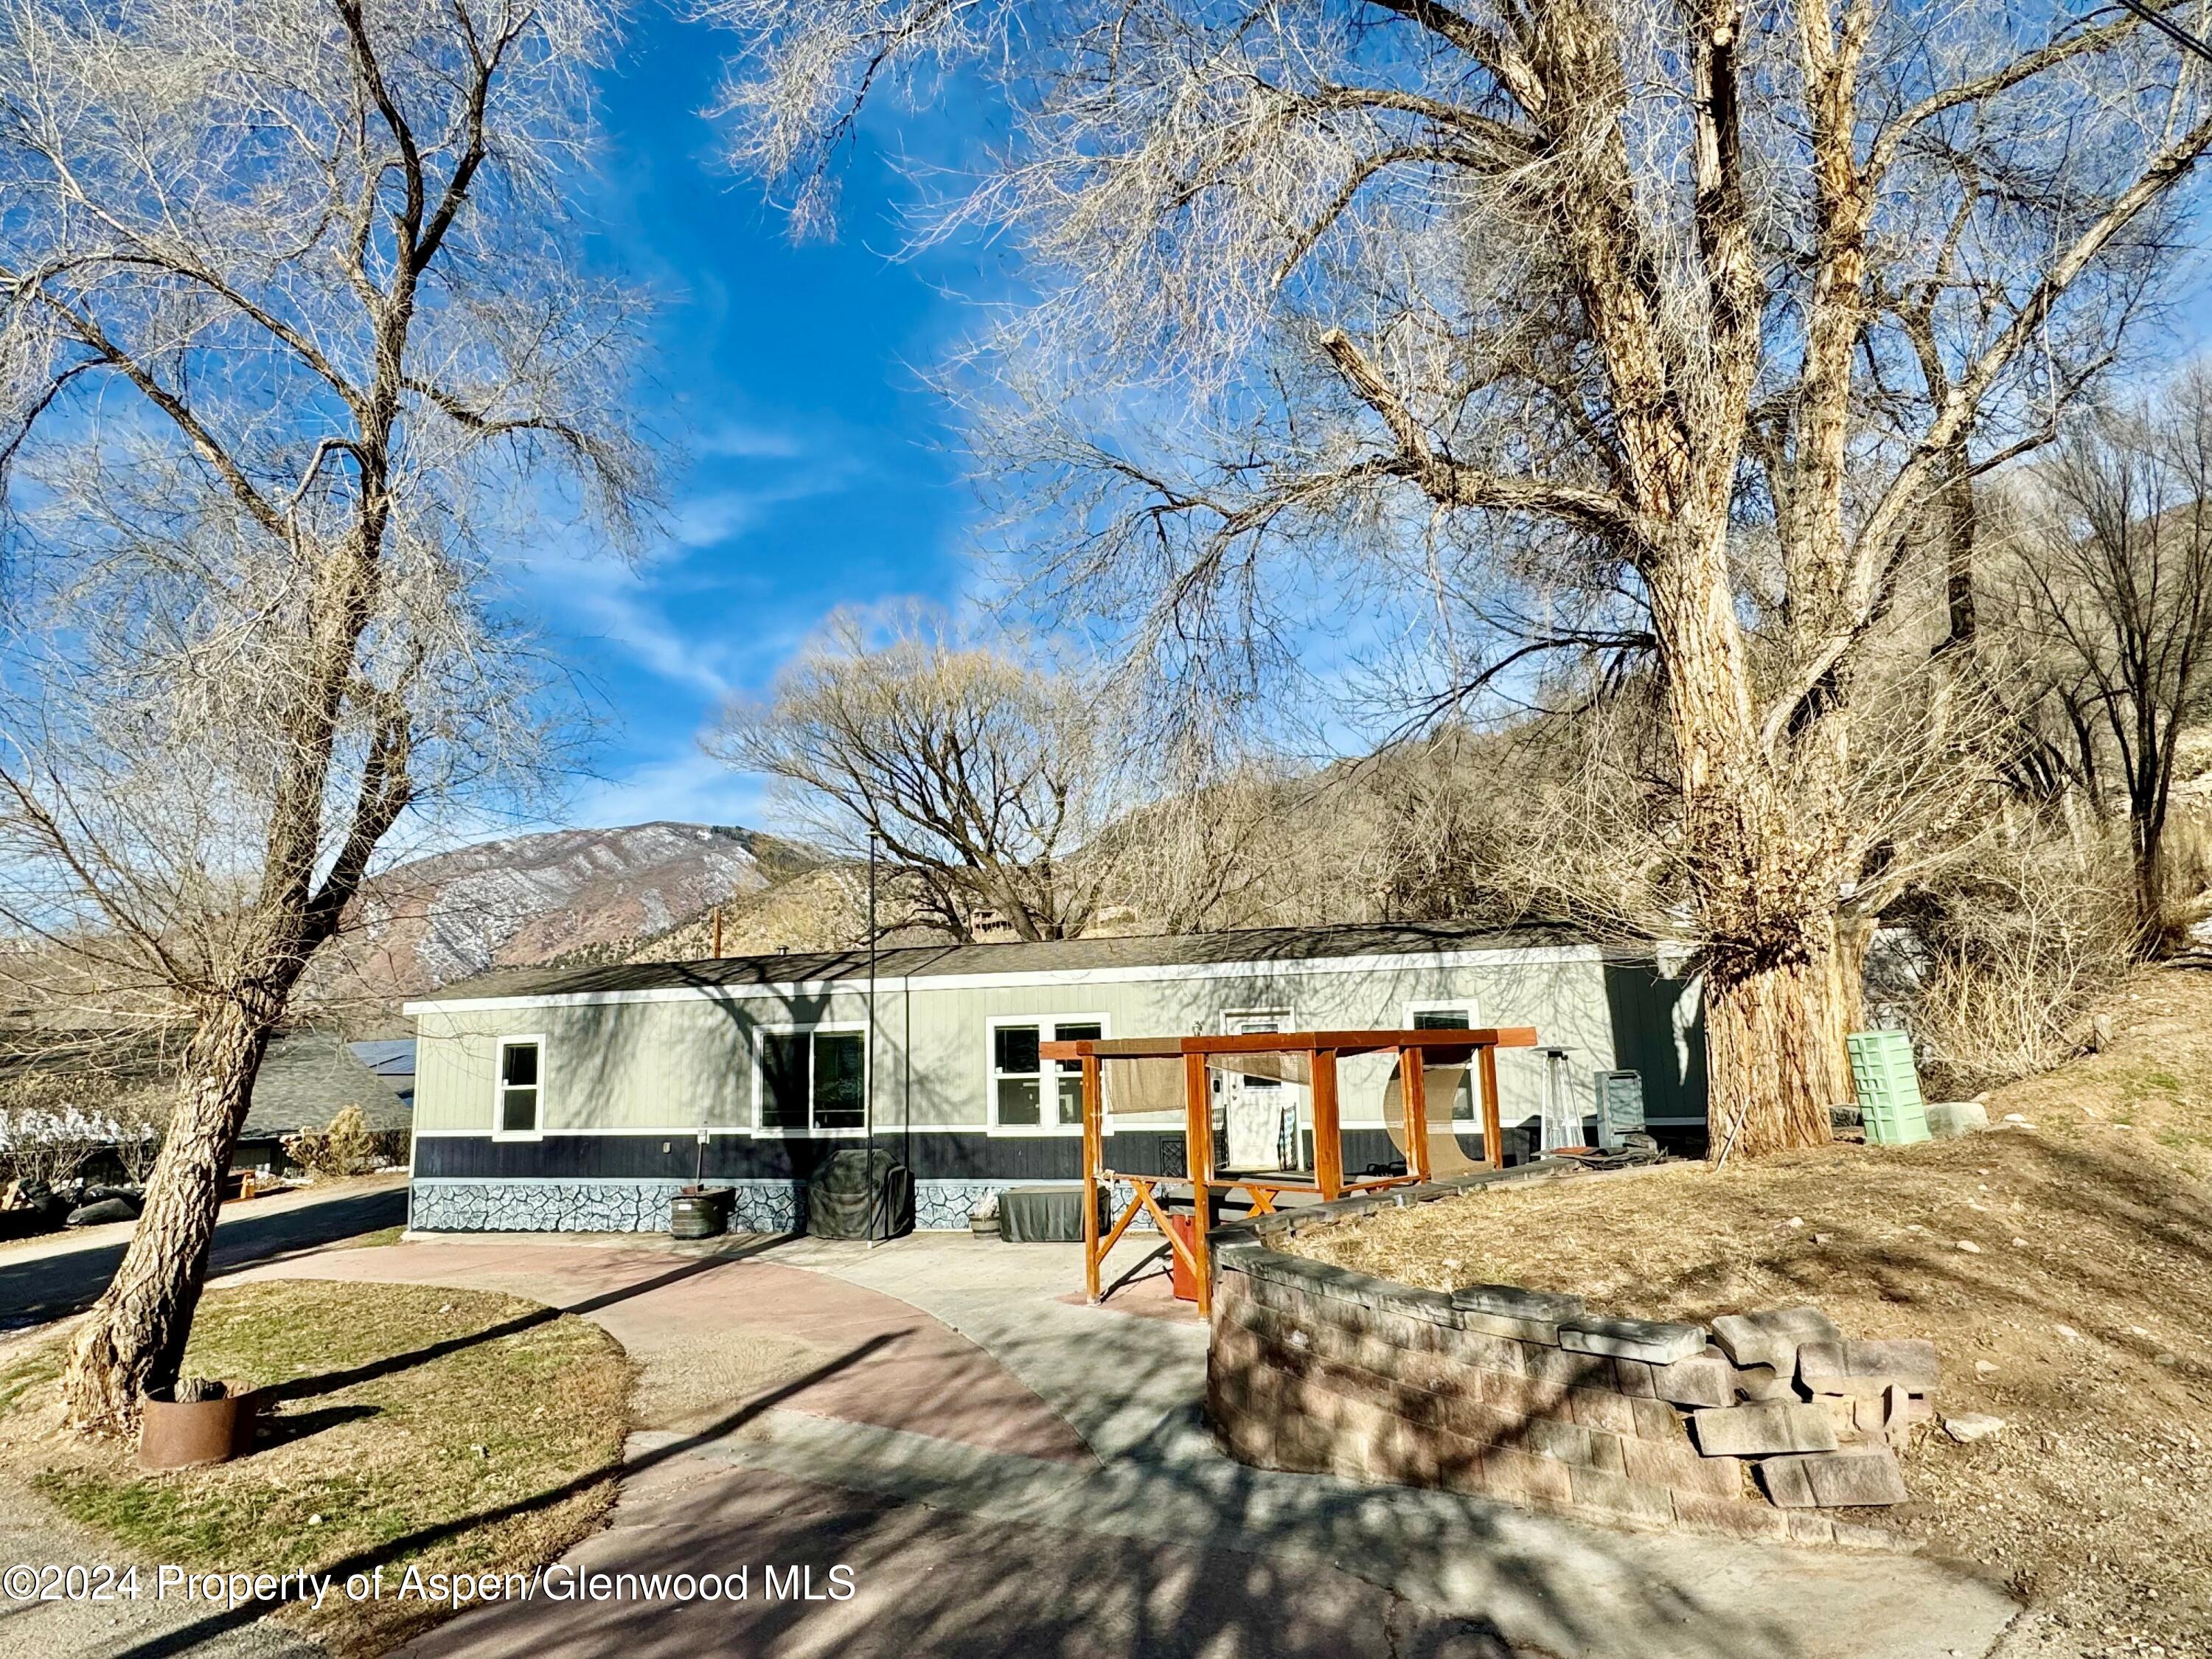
[
  {"x1": 490, "y1": 1033, "x2": 547, "y2": 1141},
  {"x1": 751, "y1": 1020, "x2": 872, "y2": 1139},
  {"x1": 403, "y1": 943, "x2": 1606, "y2": 1015},
  {"x1": 984, "y1": 1012, "x2": 1110, "y2": 1136}
]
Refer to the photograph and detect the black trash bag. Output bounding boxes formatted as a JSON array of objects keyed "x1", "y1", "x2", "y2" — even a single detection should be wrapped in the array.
[{"x1": 66, "y1": 1196, "x2": 139, "y2": 1228}]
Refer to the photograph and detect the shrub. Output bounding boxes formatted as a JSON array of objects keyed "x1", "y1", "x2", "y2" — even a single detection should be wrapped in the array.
[
  {"x1": 1911, "y1": 839, "x2": 2138, "y2": 1096},
  {"x1": 282, "y1": 1105, "x2": 384, "y2": 1178}
]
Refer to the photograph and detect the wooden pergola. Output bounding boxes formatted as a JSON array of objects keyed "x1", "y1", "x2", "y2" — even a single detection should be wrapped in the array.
[{"x1": 1039, "y1": 1026, "x2": 1538, "y2": 1316}]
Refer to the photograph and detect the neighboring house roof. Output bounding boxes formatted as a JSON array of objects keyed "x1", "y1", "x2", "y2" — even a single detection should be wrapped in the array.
[
  {"x1": 242, "y1": 1033, "x2": 412, "y2": 1137},
  {"x1": 346, "y1": 1039, "x2": 416, "y2": 1105},
  {"x1": 408, "y1": 921, "x2": 1623, "y2": 1011}
]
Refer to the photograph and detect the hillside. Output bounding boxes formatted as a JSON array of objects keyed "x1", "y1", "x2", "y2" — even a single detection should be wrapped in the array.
[
  {"x1": 315, "y1": 822, "x2": 819, "y2": 1006},
  {"x1": 1289, "y1": 962, "x2": 2212, "y2": 1656}
]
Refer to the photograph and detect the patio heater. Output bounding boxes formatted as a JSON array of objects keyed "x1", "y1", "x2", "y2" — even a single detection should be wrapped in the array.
[{"x1": 1537, "y1": 1046, "x2": 1579, "y2": 1154}]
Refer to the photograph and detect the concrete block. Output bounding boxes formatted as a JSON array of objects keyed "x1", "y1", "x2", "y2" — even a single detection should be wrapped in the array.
[
  {"x1": 1476, "y1": 1367, "x2": 1565, "y2": 1419},
  {"x1": 1569, "y1": 1385, "x2": 1638, "y2": 1437},
  {"x1": 1484, "y1": 1446, "x2": 1574, "y2": 1507},
  {"x1": 1520, "y1": 1413, "x2": 1604, "y2": 1467},
  {"x1": 1568, "y1": 1466, "x2": 1676, "y2": 1526},
  {"x1": 1925, "y1": 1100, "x2": 1989, "y2": 1138},
  {"x1": 1761, "y1": 1447, "x2": 1911, "y2": 1508},
  {"x1": 1441, "y1": 1326, "x2": 1529, "y2": 1374},
  {"x1": 1756, "y1": 1453, "x2": 1819, "y2": 1508},
  {"x1": 1430, "y1": 1391, "x2": 1520, "y2": 1447},
  {"x1": 1651, "y1": 1354, "x2": 1735, "y2": 1408},
  {"x1": 1622, "y1": 1434, "x2": 1747, "y2": 1498},
  {"x1": 1690, "y1": 1401, "x2": 1840, "y2": 1457},
  {"x1": 1672, "y1": 1491, "x2": 1792, "y2": 1541},
  {"x1": 1786, "y1": 1512, "x2": 1837, "y2": 1546},
  {"x1": 1524, "y1": 1344, "x2": 1615, "y2": 1388},
  {"x1": 1731, "y1": 1363, "x2": 1798, "y2": 1402},
  {"x1": 1613, "y1": 1357, "x2": 1658, "y2": 1397},
  {"x1": 1458, "y1": 1311, "x2": 1554, "y2": 1345},
  {"x1": 1711, "y1": 1305, "x2": 1840, "y2": 1371},
  {"x1": 1628, "y1": 1394, "x2": 1687, "y2": 1441},
  {"x1": 1450, "y1": 1282, "x2": 1585, "y2": 1330},
  {"x1": 1798, "y1": 1338, "x2": 1940, "y2": 1397},
  {"x1": 1559, "y1": 1314, "x2": 1708, "y2": 1365}
]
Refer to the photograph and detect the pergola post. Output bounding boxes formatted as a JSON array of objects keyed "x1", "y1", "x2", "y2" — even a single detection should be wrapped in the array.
[
  {"x1": 1081, "y1": 1051, "x2": 1102, "y2": 1303},
  {"x1": 1477, "y1": 1040, "x2": 1504, "y2": 1169},
  {"x1": 1312, "y1": 1047, "x2": 1343, "y2": 1200},
  {"x1": 1401, "y1": 1046, "x2": 1431, "y2": 1183},
  {"x1": 1183, "y1": 1049, "x2": 1213, "y2": 1314}
]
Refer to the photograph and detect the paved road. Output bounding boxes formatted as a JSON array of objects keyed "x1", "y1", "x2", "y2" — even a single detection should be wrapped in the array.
[{"x1": 0, "y1": 1182, "x2": 408, "y2": 1329}]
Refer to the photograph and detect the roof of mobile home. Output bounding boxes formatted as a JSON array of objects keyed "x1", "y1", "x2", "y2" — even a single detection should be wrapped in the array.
[{"x1": 404, "y1": 920, "x2": 1635, "y2": 1012}]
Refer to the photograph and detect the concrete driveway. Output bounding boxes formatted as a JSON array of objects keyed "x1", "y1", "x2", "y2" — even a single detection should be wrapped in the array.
[{"x1": 210, "y1": 1230, "x2": 2019, "y2": 1659}]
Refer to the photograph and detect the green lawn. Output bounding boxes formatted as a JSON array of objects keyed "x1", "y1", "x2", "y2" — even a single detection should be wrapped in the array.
[{"x1": 4, "y1": 1281, "x2": 633, "y2": 1655}]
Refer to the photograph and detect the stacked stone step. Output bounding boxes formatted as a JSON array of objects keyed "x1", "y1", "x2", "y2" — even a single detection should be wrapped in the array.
[
  {"x1": 1206, "y1": 1242, "x2": 1913, "y2": 1550},
  {"x1": 1684, "y1": 1307, "x2": 1937, "y2": 1509}
]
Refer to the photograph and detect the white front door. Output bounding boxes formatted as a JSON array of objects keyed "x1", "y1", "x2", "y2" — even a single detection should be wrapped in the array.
[{"x1": 1222, "y1": 1012, "x2": 1290, "y2": 1171}]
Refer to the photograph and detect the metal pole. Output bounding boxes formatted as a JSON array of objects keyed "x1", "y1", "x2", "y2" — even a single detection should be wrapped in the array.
[{"x1": 866, "y1": 832, "x2": 880, "y2": 1248}]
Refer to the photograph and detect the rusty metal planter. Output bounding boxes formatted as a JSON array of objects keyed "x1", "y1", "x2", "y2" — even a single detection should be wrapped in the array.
[{"x1": 139, "y1": 1382, "x2": 257, "y2": 1471}]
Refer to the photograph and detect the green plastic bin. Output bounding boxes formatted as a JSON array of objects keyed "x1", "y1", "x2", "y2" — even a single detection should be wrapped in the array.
[{"x1": 1846, "y1": 1029, "x2": 1933, "y2": 1146}]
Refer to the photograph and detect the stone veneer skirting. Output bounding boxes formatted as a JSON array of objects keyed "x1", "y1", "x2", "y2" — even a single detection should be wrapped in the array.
[
  {"x1": 410, "y1": 1175, "x2": 1068, "y2": 1235},
  {"x1": 1206, "y1": 1175, "x2": 1919, "y2": 1551}
]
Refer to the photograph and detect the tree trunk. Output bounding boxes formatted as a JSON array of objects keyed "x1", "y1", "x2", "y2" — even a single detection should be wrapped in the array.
[
  {"x1": 63, "y1": 995, "x2": 279, "y2": 1434},
  {"x1": 1704, "y1": 947, "x2": 1831, "y2": 1159},
  {"x1": 1644, "y1": 515, "x2": 1834, "y2": 1161},
  {"x1": 1809, "y1": 908, "x2": 1874, "y2": 1113}
]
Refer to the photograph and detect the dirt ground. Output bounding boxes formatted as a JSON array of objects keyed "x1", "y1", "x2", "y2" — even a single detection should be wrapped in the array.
[{"x1": 1287, "y1": 964, "x2": 2212, "y2": 1659}]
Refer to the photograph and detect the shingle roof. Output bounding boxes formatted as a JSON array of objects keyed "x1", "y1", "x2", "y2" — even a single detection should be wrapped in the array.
[
  {"x1": 242, "y1": 1033, "x2": 411, "y2": 1135},
  {"x1": 408, "y1": 920, "x2": 1600, "y2": 1006}
]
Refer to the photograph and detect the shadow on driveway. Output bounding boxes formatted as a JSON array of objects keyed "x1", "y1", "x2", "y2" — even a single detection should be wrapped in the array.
[{"x1": 0, "y1": 1186, "x2": 409, "y2": 1329}]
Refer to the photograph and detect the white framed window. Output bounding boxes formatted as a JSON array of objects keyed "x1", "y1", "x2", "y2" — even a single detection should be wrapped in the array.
[
  {"x1": 1403, "y1": 1001, "x2": 1478, "y2": 1119},
  {"x1": 491, "y1": 1034, "x2": 546, "y2": 1140},
  {"x1": 753, "y1": 1023, "x2": 869, "y2": 1138},
  {"x1": 987, "y1": 1014, "x2": 1107, "y2": 1133}
]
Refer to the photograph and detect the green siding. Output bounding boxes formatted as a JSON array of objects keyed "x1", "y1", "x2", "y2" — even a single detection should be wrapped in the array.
[{"x1": 411, "y1": 949, "x2": 1698, "y2": 1138}]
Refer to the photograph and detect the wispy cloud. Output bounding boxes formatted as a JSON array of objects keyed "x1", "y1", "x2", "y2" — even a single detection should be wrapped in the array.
[
  {"x1": 566, "y1": 747, "x2": 767, "y2": 830},
  {"x1": 692, "y1": 420, "x2": 807, "y2": 461}
]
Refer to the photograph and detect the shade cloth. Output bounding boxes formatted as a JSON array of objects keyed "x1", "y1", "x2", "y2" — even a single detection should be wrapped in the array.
[{"x1": 1382, "y1": 1059, "x2": 1487, "y2": 1177}]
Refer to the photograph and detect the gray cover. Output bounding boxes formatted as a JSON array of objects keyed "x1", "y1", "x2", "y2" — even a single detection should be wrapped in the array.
[{"x1": 998, "y1": 1184, "x2": 1109, "y2": 1244}]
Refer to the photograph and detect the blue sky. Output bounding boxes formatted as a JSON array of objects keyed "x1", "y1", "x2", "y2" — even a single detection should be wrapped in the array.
[{"x1": 527, "y1": 11, "x2": 992, "y2": 834}]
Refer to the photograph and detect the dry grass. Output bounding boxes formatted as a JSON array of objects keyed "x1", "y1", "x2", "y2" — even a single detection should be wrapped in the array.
[
  {"x1": 0, "y1": 1281, "x2": 632, "y2": 1656},
  {"x1": 1285, "y1": 964, "x2": 2212, "y2": 1658}
]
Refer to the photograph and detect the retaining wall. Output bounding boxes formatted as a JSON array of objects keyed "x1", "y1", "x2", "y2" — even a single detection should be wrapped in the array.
[{"x1": 1206, "y1": 1173, "x2": 1924, "y2": 1550}]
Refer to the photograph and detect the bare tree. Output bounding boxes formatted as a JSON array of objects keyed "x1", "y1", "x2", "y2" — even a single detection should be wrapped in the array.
[
  {"x1": 2000, "y1": 374, "x2": 2212, "y2": 942},
  {"x1": 706, "y1": 0, "x2": 2212, "y2": 1154},
  {"x1": 710, "y1": 607, "x2": 1121, "y2": 942},
  {"x1": 0, "y1": 0, "x2": 649, "y2": 1432}
]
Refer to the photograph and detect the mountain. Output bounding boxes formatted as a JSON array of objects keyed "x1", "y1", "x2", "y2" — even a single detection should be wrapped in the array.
[{"x1": 322, "y1": 822, "x2": 820, "y2": 1006}]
